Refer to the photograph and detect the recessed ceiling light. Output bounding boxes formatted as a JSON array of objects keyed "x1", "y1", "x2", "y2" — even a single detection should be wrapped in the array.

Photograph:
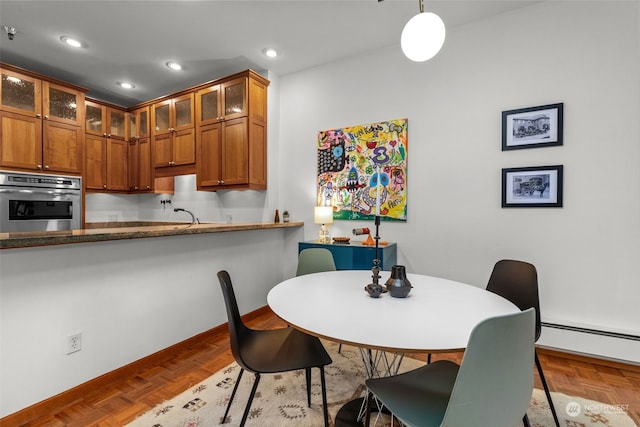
[
  {"x1": 166, "y1": 61, "x2": 183, "y2": 71},
  {"x1": 60, "y1": 36, "x2": 85, "y2": 48},
  {"x1": 262, "y1": 48, "x2": 279, "y2": 59},
  {"x1": 118, "y1": 82, "x2": 135, "y2": 89}
]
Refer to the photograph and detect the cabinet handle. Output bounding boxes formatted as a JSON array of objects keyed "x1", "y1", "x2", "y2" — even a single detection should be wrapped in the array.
[
  {"x1": 103, "y1": 184, "x2": 107, "y2": 189},
  {"x1": 146, "y1": 186, "x2": 151, "y2": 190},
  {"x1": 134, "y1": 186, "x2": 138, "y2": 190},
  {"x1": 36, "y1": 113, "x2": 42, "y2": 118},
  {"x1": 44, "y1": 165, "x2": 50, "y2": 170},
  {"x1": 37, "y1": 164, "x2": 43, "y2": 169},
  {"x1": 107, "y1": 134, "x2": 111, "y2": 138}
]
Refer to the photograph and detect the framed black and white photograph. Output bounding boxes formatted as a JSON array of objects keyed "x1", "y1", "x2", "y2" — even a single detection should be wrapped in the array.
[
  {"x1": 502, "y1": 103, "x2": 563, "y2": 151},
  {"x1": 502, "y1": 165, "x2": 563, "y2": 208}
]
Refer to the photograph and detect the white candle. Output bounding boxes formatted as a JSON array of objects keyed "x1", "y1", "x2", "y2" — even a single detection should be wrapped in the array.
[{"x1": 375, "y1": 166, "x2": 381, "y2": 216}]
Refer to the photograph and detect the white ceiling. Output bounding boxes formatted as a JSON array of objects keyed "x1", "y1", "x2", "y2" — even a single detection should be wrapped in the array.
[{"x1": 0, "y1": 0, "x2": 543, "y2": 107}]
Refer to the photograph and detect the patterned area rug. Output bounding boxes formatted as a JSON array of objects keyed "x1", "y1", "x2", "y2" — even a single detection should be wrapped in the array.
[{"x1": 127, "y1": 341, "x2": 637, "y2": 427}]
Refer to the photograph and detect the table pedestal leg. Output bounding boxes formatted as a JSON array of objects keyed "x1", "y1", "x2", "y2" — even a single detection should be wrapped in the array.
[{"x1": 335, "y1": 348, "x2": 403, "y2": 426}]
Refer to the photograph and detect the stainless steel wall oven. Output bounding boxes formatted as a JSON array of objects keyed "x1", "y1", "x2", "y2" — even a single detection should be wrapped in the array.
[{"x1": 0, "y1": 170, "x2": 82, "y2": 232}]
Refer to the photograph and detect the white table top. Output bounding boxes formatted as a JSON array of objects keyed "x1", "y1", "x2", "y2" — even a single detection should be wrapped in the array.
[{"x1": 267, "y1": 270, "x2": 519, "y2": 353}]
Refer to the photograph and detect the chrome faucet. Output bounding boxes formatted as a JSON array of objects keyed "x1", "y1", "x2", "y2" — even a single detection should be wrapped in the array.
[{"x1": 173, "y1": 208, "x2": 200, "y2": 224}]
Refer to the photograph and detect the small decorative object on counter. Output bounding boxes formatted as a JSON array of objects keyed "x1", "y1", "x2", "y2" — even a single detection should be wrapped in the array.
[
  {"x1": 332, "y1": 236, "x2": 350, "y2": 244},
  {"x1": 352, "y1": 228, "x2": 370, "y2": 235},
  {"x1": 283, "y1": 211, "x2": 290, "y2": 222},
  {"x1": 385, "y1": 265, "x2": 413, "y2": 298},
  {"x1": 274, "y1": 209, "x2": 280, "y2": 223}
]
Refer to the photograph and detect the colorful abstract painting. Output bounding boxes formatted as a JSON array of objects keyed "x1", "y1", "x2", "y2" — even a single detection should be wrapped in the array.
[{"x1": 317, "y1": 119, "x2": 408, "y2": 221}]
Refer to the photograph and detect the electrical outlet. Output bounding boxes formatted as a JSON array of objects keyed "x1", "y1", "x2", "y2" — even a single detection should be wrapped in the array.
[
  {"x1": 67, "y1": 332, "x2": 82, "y2": 354},
  {"x1": 226, "y1": 214, "x2": 233, "y2": 224}
]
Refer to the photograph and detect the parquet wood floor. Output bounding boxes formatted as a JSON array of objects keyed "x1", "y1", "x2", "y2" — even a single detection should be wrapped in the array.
[{"x1": 11, "y1": 309, "x2": 640, "y2": 426}]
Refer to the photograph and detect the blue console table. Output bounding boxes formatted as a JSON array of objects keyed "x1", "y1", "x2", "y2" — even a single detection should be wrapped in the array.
[{"x1": 298, "y1": 241, "x2": 397, "y2": 271}]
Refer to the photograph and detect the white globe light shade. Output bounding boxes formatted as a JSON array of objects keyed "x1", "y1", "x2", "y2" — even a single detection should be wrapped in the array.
[{"x1": 401, "y1": 12, "x2": 446, "y2": 62}]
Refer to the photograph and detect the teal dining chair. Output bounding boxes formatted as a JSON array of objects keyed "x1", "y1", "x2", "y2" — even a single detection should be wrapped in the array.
[
  {"x1": 365, "y1": 308, "x2": 535, "y2": 427},
  {"x1": 295, "y1": 247, "x2": 342, "y2": 352},
  {"x1": 296, "y1": 247, "x2": 337, "y2": 276}
]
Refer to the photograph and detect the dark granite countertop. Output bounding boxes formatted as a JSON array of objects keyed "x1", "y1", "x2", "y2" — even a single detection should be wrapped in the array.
[{"x1": 0, "y1": 221, "x2": 303, "y2": 249}]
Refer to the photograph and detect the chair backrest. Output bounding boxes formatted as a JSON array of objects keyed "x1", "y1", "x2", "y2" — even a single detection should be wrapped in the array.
[
  {"x1": 486, "y1": 259, "x2": 542, "y2": 341},
  {"x1": 217, "y1": 270, "x2": 251, "y2": 371},
  {"x1": 441, "y1": 308, "x2": 536, "y2": 427},
  {"x1": 296, "y1": 248, "x2": 337, "y2": 276}
]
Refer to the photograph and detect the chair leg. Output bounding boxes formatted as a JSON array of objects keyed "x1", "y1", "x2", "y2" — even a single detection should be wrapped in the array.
[
  {"x1": 523, "y1": 413, "x2": 531, "y2": 427},
  {"x1": 305, "y1": 368, "x2": 312, "y2": 407},
  {"x1": 535, "y1": 351, "x2": 560, "y2": 427},
  {"x1": 320, "y1": 366, "x2": 329, "y2": 427},
  {"x1": 338, "y1": 343, "x2": 342, "y2": 353},
  {"x1": 365, "y1": 391, "x2": 374, "y2": 427},
  {"x1": 427, "y1": 353, "x2": 432, "y2": 364},
  {"x1": 240, "y1": 373, "x2": 261, "y2": 426},
  {"x1": 223, "y1": 368, "x2": 244, "y2": 423}
]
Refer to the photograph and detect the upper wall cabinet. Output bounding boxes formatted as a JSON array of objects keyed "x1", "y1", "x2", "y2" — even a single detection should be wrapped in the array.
[
  {"x1": 151, "y1": 93, "x2": 195, "y2": 177},
  {"x1": 0, "y1": 65, "x2": 85, "y2": 174},
  {"x1": 195, "y1": 70, "x2": 268, "y2": 191},
  {"x1": 195, "y1": 74, "x2": 267, "y2": 127},
  {"x1": 84, "y1": 99, "x2": 128, "y2": 192},
  {"x1": 128, "y1": 106, "x2": 153, "y2": 192}
]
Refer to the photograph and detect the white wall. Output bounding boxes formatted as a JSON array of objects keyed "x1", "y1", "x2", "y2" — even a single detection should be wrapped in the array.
[
  {"x1": 278, "y1": 1, "x2": 640, "y2": 360},
  {"x1": 0, "y1": 227, "x2": 304, "y2": 417}
]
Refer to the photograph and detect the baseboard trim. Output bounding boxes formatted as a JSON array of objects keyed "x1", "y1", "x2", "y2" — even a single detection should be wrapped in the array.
[
  {"x1": 537, "y1": 346, "x2": 640, "y2": 373},
  {"x1": 0, "y1": 305, "x2": 271, "y2": 426}
]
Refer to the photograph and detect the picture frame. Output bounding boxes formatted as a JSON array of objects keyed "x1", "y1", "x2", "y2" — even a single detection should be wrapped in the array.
[
  {"x1": 502, "y1": 165, "x2": 563, "y2": 208},
  {"x1": 502, "y1": 103, "x2": 563, "y2": 150}
]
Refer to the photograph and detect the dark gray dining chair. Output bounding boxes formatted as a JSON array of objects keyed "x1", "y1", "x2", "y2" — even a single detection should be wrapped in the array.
[
  {"x1": 217, "y1": 270, "x2": 332, "y2": 426},
  {"x1": 486, "y1": 259, "x2": 560, "y2": 427}
]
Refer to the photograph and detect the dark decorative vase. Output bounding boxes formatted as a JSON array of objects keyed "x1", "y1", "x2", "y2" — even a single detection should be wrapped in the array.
[{"x1": 385, "y1": 265, "x2": 412, "y2": 298}]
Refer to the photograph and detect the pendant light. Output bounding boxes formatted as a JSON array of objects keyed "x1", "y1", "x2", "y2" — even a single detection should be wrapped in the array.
[{"x1": 401, "y1": 0, "x2": 446, "y2": 62}]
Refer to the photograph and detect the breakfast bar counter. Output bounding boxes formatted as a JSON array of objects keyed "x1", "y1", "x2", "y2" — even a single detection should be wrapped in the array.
[{"x1": 0, "y1": 221, "x2": 303, "y2": 249}]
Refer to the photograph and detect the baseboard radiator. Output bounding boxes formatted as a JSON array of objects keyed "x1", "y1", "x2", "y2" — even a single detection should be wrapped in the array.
[
  {"x1": 540, "y1": 322, "x2": 640, "y2": 365},
  {"x1": 542, "y1": 322, "x2": 640, "y2": 341}
]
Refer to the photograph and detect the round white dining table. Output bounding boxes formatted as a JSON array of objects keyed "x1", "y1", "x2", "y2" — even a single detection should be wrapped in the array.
[{"x1": 267, "y1": 270, "x2": 519, "y2": 353}]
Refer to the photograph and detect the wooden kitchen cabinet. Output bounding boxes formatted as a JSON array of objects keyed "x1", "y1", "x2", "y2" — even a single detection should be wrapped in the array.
[
  {"x1": 84, "y1": 99, "x2": 128, "y2": 191},
  {"x1": 0, "y1": 65, "x2": 85, "y2": 174},
  {"x1": 195, "y1": 71, "x2": 268, "y2": 190},
  {"x1": 195, "y1": 76, "x2": 257, "y2": 126},
  {"x1": 127, "y1": 106, "x2": 152, "y2": 192},
  {"x1": 151, "y1": 92, "x2": 195, "y2": 176}
]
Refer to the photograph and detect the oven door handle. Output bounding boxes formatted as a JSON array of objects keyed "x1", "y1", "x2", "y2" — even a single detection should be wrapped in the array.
[{"x1": 0, "y1": 188, "x2": 80, "y2": 196}]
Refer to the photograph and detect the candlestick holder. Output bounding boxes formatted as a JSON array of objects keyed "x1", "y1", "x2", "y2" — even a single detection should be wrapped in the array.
[{"x1": 364, "y1": 215, "x2": 385, "y2": 298}]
